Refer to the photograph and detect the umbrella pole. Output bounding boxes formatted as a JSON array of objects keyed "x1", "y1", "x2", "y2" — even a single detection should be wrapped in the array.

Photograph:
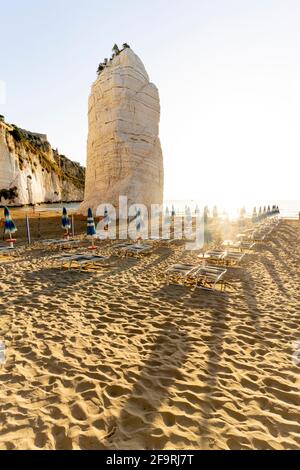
[
  {"x1": 9, "y1": 231, "x2": 13, "y2": 249},
  {"x1": 72, "y1": 215, "x2": 75, "y2": 237},
  {"x1": 26, "y1": 214, "x2": 31, "y2": 245}
]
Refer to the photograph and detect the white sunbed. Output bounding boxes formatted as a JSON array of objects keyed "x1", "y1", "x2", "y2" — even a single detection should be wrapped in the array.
[
  {"x1": 120, "y1": 244, "x2": 153, "y2": 257},
  {"x1": 147, "y1": 236, "x2": 181, "y2": 245},
  {"x1": 198, "y1": 250, "x2": 245, "y2": 267},
  {"x1": 111, "y1": 242, "x2": 134, "y2": 250},
  {"x1": 222, "y1": 240, "x2": 256, "y2": 252},
  {"x1": 68, "y1": 254, "x2": 112, "y2": 271},
  {"x1": 41, "y1": 238, "x2": 80, "y2": 247},
  {"x1": 52, "y1": 253, "x2": 111, "y2": 271},
  {"x1": 223, "y1": 251, "x2": 245, "y2": 266},
  {"x1": 165, "y1": 263, "x2": 227, "y2": 291}
]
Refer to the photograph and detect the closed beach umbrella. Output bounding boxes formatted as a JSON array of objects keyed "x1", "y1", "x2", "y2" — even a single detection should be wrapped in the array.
[
  {"x1": 212, "y1": 205, "x2": 218, "y2": 218},
  {"x1": 103, "y1": 206, "x2": 111, "y2": 231},
  {"x1": 4, "y1": 206, "x2": 17, "y2": 237},
  {"x1": 195, "y1": 204, "x2": 200, "y2": 216},
  {"x1": 136, "y1": 208, "x2": 143, "y2": 232},
  {"x1": 258, "y1": 206, "x2": 262, "y2": 220},
  {"x1": 185, "y1": 206, "x2": 192, "y2": 236},
  {"x1": 164, "y1": 206, "x2": 170, "y2": 223},
  {"x1": 185, "y1": 205, "x2": 192, "y2": 222},
  {"x1": 61, "y1": 207, "x2": 71, "y2": 236},
  {"x1": 203, "y1": 206, "x2": 209, "y2": 224},
  {"x1": 252, "y1": 207, "x2": 257, "y2": 223},
  {"x1": 87, "y1": 208, "x2": 96, "y2": 249},
  {"x1": 87, "y1": 208, "x2": 96, "y2": 235},
  {"x1": 4, "y1": 207, "x2": 17, "y2": 248},
  {"x1": 171, "y1": 205, "x2": 176, "y2": 217},
  {"x1": 135, "y1": 208, "x2": 144, "y2": 241}
]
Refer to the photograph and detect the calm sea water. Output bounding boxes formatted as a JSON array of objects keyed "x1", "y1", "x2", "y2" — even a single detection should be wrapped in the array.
[{"x1": 9, "y1": 199, "x2": 300, "y2": 219}]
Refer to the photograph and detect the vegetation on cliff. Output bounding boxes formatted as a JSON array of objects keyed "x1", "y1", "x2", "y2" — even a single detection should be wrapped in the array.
[
  {"x1": 0, "y1": 119, "x2": 85, "y2": 204},
  {"x1": 97, "y1": 43, "x2": 130, "y2": 76}
]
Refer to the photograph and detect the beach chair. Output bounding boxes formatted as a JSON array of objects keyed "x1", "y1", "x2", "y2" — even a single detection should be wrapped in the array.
[
  {"x1": 52, "y1": 253, "x2": 111, "y2": 271},
  {"x1": 222, "y1": 240, "x2": 256, "y2": 252},
  {"x1": 201, "y1": 250, "x2": 226, "y2": 264},
  {"x1": 120, "y1": 243, "x2": 153, "y2": 257},
  {"x1": 51, "y1": 253, "x2": 88, "y2": 268},
  {"x1": 165, "y1": 263, "x2": 227, "y2": 291},
  {"x1": 111, "y1": 241, "x2": 133, "y2": 250},
  {"x1": 165, "y1": 263, "x2": 199, "y2": 285},
  {"x1": 68, "y1": 254, "x2": 112, "y2": 271},
  {"x1": 190, "y1": 265, "x2": 227, "y2": 291},
  {"x1": 238, "y1": 241, "x2": 256, "y2": 251},
  {"x1": 147, "y1": 236, "x2": 181, "y2": 246},
  {"x1": 37, "y1": 238, "x2": 80, "y2": 251},
  {"x1": 223, "y1": 251, "x2": 245, "y2": 266},
  {"x1": 199, "y1": 249, "x2": 245, "y2": 267},
  {"x1": 251, "y1": 231, "x2": 267, "y2": 242}
]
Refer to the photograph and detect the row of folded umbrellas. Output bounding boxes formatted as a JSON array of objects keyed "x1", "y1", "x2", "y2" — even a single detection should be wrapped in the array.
[
  {"x1": 1, "y1": 207, "x2": 102, "y2": 238},
  {"x1": 2, "y1": 203, "x2": 280, "y2": 239}
]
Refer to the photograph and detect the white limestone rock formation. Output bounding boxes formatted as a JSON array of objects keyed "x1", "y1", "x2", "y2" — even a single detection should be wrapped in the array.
[
  {"x1": 0, "y1": 120, "x2": 85, "y2": 206},
  {"x1": 80, "y1": 47, "x2": 164, "y2": 215}
]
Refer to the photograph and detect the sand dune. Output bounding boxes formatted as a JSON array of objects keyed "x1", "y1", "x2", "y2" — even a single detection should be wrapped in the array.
[{"x1": 0, "y1": 220, "x2": 299, "y2": 449}]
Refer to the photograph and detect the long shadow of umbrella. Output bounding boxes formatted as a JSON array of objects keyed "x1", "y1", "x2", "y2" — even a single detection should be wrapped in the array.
[
  {"x1": 259, "y1": 257, "x2": 290, "y2": 297},
  {"x1": 152, "y1": 284, "x2": 231, "y2": 447},
  {"x1": 262, "y1": 244, "x2": 298, "y2": 276},
  {"x1": 107, "y1": 321, "x2": 191, "y2": 449}
]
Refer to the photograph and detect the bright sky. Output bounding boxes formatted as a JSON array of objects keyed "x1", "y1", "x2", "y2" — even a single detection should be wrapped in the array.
[{"x1": 1, "y1": 0, "x2": 300, "y2": 203}]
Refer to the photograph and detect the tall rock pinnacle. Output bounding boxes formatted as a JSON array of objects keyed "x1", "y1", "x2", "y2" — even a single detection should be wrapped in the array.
[{"x1": 80, "y1": 47, "x2": 164, "y2": 215}]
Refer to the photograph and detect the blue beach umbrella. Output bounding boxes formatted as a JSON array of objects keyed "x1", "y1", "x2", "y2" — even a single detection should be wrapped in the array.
[
  {"x1": 135, "y1": 208, "x2": 145, "y2": 242},
  {"x1": 4, "y1": 207, "x2": 17, "y2": 237},
  {"x1": 135, "y1": 208, "x2": 144, "y2": 233},
  {"x1": 87, "y1": 208, "x2": 96, "y2": 236},
  {"x1": 185, "y1": 206, "x2": 192, "y2": 232},
  {"x1": 103, "y1": 206, "x2": 111, "y2": 231},
  {"x1": 61, "y1": 207, "x2": 71, "y2": 232}
]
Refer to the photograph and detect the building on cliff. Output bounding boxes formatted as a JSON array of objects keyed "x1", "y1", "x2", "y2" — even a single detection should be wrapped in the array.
[
  {"x1": 80, "y1": 46, "x2": 164, "y2": 216},
  {"x1": 0, "y1": 119, "x2": 85, "y2": 206}
]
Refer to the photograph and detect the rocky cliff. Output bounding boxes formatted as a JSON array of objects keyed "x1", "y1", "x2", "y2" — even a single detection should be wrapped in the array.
[
  {"x1": 0, "y1": 119, "x2": 85, "y2": 206},
  {"x1": 80, "y1": 46, "x2": 164, "y2": 215}
]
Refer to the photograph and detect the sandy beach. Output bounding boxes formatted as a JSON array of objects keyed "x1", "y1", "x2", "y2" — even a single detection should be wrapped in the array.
[{"x1": 0, "y1": 218, "x2": 299, "y2": 450}]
